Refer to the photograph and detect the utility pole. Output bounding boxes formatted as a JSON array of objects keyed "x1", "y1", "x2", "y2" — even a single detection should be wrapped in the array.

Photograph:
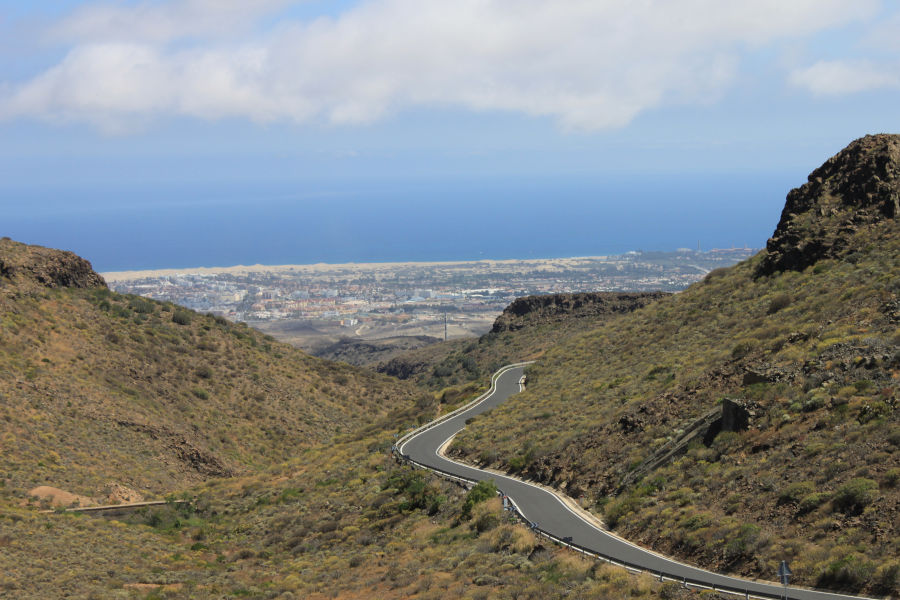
[{"x1": 444, "y1": 312, "x2": 448, "y2": 342}]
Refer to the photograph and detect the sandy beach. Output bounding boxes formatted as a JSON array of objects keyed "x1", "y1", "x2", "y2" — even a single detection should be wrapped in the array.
[{"x1": 101, "y1": 255, "x2": 611, "y2": 281}]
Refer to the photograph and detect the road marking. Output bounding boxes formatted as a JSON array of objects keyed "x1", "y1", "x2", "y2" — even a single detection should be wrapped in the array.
[{"x1": 398, "y1": 364, "x2": 877, "y2": 600}]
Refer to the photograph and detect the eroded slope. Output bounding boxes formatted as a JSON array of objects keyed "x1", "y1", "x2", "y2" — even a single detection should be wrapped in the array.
[
  {"x1": 0, "y1": 239, "x2": 426, "y2": 502},
  {"x1": 450, "y1": 135, "x2": 900, "y2": 595}
]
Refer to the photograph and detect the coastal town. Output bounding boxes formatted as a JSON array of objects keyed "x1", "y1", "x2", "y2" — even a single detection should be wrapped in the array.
[{"x1": 105, "y1": 248, "x2": 755, "y2": 348}]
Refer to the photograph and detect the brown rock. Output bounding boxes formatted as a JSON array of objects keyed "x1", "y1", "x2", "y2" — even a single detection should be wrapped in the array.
[
  {"x1": 0, "y1": 237, "x2": 106, "y2": 292},
  {"x1": 490, "y1": 291, "x2": 669, "y2": 334},
  {"x1": 757, "y1": 134, "x2": 900, "y2": 277}
]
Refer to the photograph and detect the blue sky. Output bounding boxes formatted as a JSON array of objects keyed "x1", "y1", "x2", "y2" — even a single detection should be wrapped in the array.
[{"x1": 1, "y1": 1, "x2": 899, "y2": 269}]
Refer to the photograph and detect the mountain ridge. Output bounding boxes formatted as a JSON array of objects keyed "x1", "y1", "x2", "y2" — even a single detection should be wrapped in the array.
[
  {"x1": 758, "y1": 133, "x2": 900, "y2": 276},
  {"x1": 0, "y1": 237, "x2": 106, "y2": 292},
  {"x1": 449, "y1": 134, "x2": 900, "y2": 595}
]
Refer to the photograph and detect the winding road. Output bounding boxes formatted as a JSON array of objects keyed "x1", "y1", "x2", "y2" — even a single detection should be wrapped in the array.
[{"x1": 397, "y1": 364, "x2": 873, "y2": 600}]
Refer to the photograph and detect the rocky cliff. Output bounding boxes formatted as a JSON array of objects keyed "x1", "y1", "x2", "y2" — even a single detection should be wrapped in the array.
[
  {"x1": 491, "y1": 291, "x2": 669, "y2": 334},
  {"x1": 757, "y1": 133, "x2": 900, "y2": 276},
  {"x1": 0, "y1": 237, "x2": 107, "y2": 291}
]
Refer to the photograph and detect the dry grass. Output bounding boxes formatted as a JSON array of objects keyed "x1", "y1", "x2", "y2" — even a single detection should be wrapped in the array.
[{"x1": 451, "y1": 221, "x2": 900, "y2": 595}]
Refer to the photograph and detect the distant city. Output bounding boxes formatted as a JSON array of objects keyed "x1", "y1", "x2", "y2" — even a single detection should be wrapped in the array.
[{"x1": 106, "y1": 248, "x2": 755, "y2": 348}]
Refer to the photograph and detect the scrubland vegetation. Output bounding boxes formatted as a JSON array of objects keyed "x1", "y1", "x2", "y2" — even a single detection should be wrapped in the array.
[
  {"x1": 0, "y1": 278, "x2": 430, "y2": 499},
  {"x1": 451, "y1": 223, "x2": 899, "y2": 595},
  {"x1": 1, "y1": 420, "x2": 697, "y2": 599},
  {"x1": 0, "y1": 240, "x2": 695, "y2": 599},
  {"x1": 381, "y1": 293, "x2": 663, "y2": 391},
  {"x1": 3, "y1": 136, "x2": 898, "y2": 598}
]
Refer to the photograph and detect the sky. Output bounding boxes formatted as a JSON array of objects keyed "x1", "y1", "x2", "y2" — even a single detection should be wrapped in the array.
[{"x1": 1, "y1": 1, "x2": 899, "y2": 270}]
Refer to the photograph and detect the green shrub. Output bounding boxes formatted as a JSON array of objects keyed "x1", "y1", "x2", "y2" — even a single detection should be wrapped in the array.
[
  {"x1": 461, "y1": 479, "x2": 497, "y2": 519},
  {"x1": 474, "y1": 511, "x2": 500, "y2": 532},
  {"x1": 798, "y1": 492, "x2": 831, "y2": 514},
  {"x1": 195, "y1": 365, "x2": 213, "y2": 380},
  {"x1": 777, "y1": 481, "x2": 815, "y2": 506},
  {"x1": 172, "y1": 310, "x2": 192, "y2": 326},
  {"x1": 832, "y1": 478, "x2": 878, "y2": 515},
  {"x1": 884, "y1": 468, "x2": 900, "y2": 488},
  {"x1": 129, "y1": 297, "x2": 155, "y2": 314},
  {"x1": 703, "y1": 268, "x2": 730, "y2": 283},
  {"x1": 817, "y1": 552, "x2": 876, "y2": 589},
  {"x1": 723, "y1": 523, "x2": 760, "y2": 561},
  {"x1": 604, "y1": 496, "x2": 638, "y2": 528},
  {"x1": 875, "y1": 562, "x2": 900, "y2": 595},
  {"x1": 383, "y1": 469, "x2": 444, "y2": 514},
  {"x1": 767, "y1": 293, "x2": 792, "y2": 314}
]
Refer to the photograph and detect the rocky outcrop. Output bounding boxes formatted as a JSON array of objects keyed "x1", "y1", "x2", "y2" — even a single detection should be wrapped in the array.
[
  {"x1": 757, "y1": 134, "x2": 900, "y2": 277},
  {"x1": 0, "y1": 237, "x2": 106, "y2": 291},
  {"x1": 491, "y1": 291, "x2": 669, "y2": 334}
]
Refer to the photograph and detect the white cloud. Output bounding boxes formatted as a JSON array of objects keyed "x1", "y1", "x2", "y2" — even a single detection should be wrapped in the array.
[
  {"x1": 0, "y1": 0, "x2": 882, "y2": 132},
  {"x1": 790, "y1": 59, "x2": 900, "y2": 96},
  {"x1": 48, "y1": 0, "x2": 296, "y2": 43},
  {"x1": 863, "y1": 11, "x2": 900, "y2": 52}
]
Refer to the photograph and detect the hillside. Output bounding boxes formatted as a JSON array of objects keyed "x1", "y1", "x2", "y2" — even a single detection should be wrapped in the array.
[
  {"x1": 379, "y1": 291, "x2": 668, "y2": 390},
  {"x1": 0, "y1": 237, "x2": 428, "y2": 503},
  {"x1": 449, "y1": 135, "x2": 900, "y2": 595},
  {"x1": 310, "y1": 334, "x2": 442, "y2": 367},
  {"x1": 0, "y1": 242, "x2": 691, "y2": 599},
  {"x1": 1, "y1": 402, "x2": 701, "y2": 600}
]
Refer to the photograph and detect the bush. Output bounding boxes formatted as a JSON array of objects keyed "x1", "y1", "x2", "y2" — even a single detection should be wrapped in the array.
[
  {"x1": 798, "y1": 492, "x2": 831, "y2": 514},
  {"x1": 604, "y1": 496, "x2": 638, "y2": 528},
  {"x1": 817, "y1": 552, "x2": 876, "y2": 589},
  {"x1": 129, "y1": 297, "x2": 155, "y2": 314},
  {"x1": 474, "y1": 510, "x2": 500, "y2": 533},
  {"x1": 777, "y1": 481, "x2": 815, "y2": 506},
  {"x1": 195, "y1": 366, "x2": 213, "y2": 380},
  {"x1": 461, "y1": 480, "x2": 497, "y2": 519},
  {"x1": 875, "y1": 562, "x2": 900, "y2": 595},
  {"x1": 731, "y1": 338, "x2": 759, "y2": 359},
  {"x1": 703, "y1": 267, "x2": 730, "y2": 283},
  {"x1": 383, "y1": 469, "x2": 444, "y2": 514},
  {"x1": 884, "y1": 468, "x2": 900, "y2": 488},
  {"x1": 767, "y1": 293, "x2": 792, "y2": 314},
  {"x1": 433, "y1": 364, "x2": 453, "y2": 378},
  {"x1": 723, "y1": 523, "x2": 760, "y2": 561},
  {"x1": 172, "y1": 310, "x2": 192, "y2": 326},
  {"x1": 832, "y1": 478, "x2": 878, "y2": 515}
]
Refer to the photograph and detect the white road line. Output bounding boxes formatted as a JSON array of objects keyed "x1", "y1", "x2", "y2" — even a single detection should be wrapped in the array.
[{"x1": 398, "y1": 364, "x2": 877, "y2": 600}]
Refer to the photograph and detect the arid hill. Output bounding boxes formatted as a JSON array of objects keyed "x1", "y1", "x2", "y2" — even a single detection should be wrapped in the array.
[
  {"x1": 450, "y1": 135, "x2": 900, "y2": 595},
  {"x1": 0, "y1": 243, "x2": 685, "y2": 600},
  {"x1": 491, "y1": 291, "x2": 669, "y2": 333},
  {"x1": 378, "y1": 291, "x2": 667, "y2": 390},
  {"x1": 0, "y1": 237, "x2": 106, "y2": 291},
  {"x1": 758, "y1": 133, "x2": 900, "y2": 276},
  {"x1": 0, "y1": 239, "x2": 427, "y2": 501}
]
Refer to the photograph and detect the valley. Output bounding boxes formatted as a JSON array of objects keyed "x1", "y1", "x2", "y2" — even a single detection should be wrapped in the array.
[{"x1": 0, "y1": 135, "x2": 898, "y2": 599}]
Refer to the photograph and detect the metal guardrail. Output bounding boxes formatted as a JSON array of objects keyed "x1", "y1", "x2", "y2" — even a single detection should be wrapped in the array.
[
  {"x1": 395, "y1": 451, "x2": 781, "y2": 600},
  {"x1": 392, "y1": 363, "x2": 872, "y2": 600},
  {"x1": 41, "y1": 499, "x2": 189, "y2": 514}
]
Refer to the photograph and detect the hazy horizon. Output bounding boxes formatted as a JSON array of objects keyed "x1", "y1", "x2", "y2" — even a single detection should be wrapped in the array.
[
  {"x1": 7, "y1": 171, "x2": 789, "y2": 272},
  {"x1": 2, "y1": 2, "x2": 898, "y2": 271}
]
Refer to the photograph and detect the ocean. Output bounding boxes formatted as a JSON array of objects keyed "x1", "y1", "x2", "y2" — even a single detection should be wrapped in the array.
[{"x1": 3, "y1": 173, "x2": 793, "y2": 272}]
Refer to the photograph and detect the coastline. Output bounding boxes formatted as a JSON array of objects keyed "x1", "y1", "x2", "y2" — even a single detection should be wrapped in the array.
[{"x1": 101, "y1": 255, "x2": 615, "y2": 282}]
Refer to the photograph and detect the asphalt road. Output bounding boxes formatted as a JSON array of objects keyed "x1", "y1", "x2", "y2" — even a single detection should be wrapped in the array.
[{"x1": 398, "y1": 364, "x2": 872, "y2": 600}]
